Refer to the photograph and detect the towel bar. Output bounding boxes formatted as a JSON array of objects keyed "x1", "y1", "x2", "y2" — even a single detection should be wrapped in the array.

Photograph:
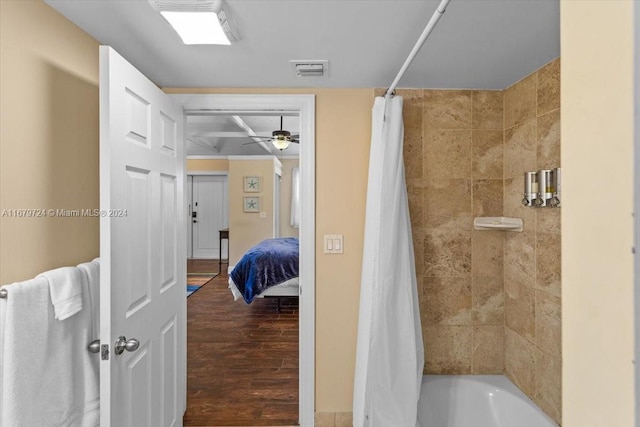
[{"x1": 0, "y1": 289, "x2": 7, "y2": 298}]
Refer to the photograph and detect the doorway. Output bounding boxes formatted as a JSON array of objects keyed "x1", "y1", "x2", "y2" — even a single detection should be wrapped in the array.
[
  {"x1": 187, "y1": 174, "x2": 228, "y2": 260},
  {"x1": 171, "y1": 93, "x2": 315, "y2": 426}
]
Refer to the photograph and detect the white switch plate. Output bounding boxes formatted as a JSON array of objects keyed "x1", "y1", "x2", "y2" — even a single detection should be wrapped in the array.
[
  {"x1": 259, "y1": 211, "x2": 267, "y2": 218},
  {"x1": 324, "y1": 234, "x2": 344, "y2": 254}
]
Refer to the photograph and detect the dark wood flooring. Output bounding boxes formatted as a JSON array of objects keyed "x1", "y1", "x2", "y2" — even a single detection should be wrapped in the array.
[{"x1": 184, "y1": 260, "x2": 299, "y2": 427}]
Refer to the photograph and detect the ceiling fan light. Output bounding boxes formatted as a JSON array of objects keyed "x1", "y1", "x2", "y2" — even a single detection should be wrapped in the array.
[{"x1": 271, "y1": 137, "x2": 291, "y2": 151}]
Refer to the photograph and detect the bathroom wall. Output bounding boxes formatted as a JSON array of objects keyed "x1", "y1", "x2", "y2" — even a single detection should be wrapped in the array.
[
  {"x1": 503, "y1": 58, "x2": 561, "y2": 424},
  {"x1": 378, "y1": 88, "x2": 506, "y2": 375},
  {"x1": 561, "y1": 2, "x2": 635, "y2": 425},
  {"x1": 0, "y1": 0, "x2": 100, "y2": 284}
]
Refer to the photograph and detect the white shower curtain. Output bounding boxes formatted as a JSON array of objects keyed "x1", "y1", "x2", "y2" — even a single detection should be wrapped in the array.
[{"x1": 353, "y1": 96, "x2": 424, "y2": 427}]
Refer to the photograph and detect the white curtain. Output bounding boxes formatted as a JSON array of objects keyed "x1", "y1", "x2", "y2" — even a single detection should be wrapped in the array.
[
  {"x1": 353, "y1": 96, "x2": 424, "y2": 427},
  {"x1": 290, "y1": 167, "x2": 300, "y2": 228}
]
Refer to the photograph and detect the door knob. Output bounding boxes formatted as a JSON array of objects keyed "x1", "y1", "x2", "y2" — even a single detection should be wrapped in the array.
[
  {"x1": 114, "y1": 336, "x2": 140, "y2": 355},
  {"x1": 88, "y1": 339, "x2": 101, "y2": 353}
]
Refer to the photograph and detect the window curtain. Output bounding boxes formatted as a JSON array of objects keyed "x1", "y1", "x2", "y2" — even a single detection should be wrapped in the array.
[
  {"x1": 353, "y1": 96, "x2": 424, "y2": 427},
  {"x1": 290, "y1": 167, "x2": 300, "y2": 228}
]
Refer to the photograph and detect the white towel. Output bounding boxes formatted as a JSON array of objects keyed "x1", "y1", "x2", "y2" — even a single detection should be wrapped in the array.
[
  {"x1": 77, "y1": 260, "x2": 100, "y2": 340},
  {"x1": 37, "y1": 266, "x2": 83, "y2": 320},
  {"x1": 0, "y1": 277, "x2": 100, "y2": 427}
]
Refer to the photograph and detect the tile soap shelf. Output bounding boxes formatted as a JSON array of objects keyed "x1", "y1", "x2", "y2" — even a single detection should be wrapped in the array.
[{"x1": 474, "y1": 217, "x2": 523, "y2": 232}]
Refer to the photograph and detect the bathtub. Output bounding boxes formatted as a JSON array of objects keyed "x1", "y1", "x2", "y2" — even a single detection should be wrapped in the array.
[{"x1": 417, "y1": 375, "x2": 559, "y2": 427}]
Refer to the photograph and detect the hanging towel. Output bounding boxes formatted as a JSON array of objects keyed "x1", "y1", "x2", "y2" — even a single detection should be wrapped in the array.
[
  {"x1": 37, "y1": 266, "x2": 83, "y2": 320},
  {"x1": 77, "y1": 260, "x2": 100, "y2": 339},
  {"x1": 0, "y1": 276, "x2": 100, "y2": 427}
]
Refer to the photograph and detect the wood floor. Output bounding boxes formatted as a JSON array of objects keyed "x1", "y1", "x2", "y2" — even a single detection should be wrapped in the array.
[{"x1": 184, "y1": 260, "x2": 299, "y2": 426}]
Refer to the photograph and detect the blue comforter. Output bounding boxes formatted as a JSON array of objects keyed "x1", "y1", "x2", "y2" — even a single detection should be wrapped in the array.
[{"x1": 230, "y1": 237, "x2": 299, "y2": 303}]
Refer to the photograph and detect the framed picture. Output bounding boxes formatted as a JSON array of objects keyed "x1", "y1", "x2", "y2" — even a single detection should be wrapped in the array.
[
  {"x1": 243, "y1": 176, "x2": 260, "y2": 192},
  {"x1": 243, "y1": 196, "x2": 260, "y2": 213}
]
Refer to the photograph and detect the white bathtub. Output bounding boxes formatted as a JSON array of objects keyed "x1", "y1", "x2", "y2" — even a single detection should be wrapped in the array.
[{"x1": 418, "y1": 375, "x2": 559, "y2": 427}]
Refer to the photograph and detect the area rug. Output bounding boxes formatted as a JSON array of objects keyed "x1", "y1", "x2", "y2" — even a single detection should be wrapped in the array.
[{"x1": 186, "y1": 273, "x2": 218, "y2": 298}]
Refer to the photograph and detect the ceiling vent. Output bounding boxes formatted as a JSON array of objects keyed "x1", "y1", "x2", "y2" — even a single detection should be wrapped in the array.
[{"x1": 289, "y1": 60, "x2": 329, "y2": 78}]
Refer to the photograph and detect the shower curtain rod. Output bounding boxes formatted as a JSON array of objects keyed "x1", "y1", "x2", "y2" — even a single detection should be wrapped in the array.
[{"x1": 385, "y1": 0, "x2": 452, "y2": 97}]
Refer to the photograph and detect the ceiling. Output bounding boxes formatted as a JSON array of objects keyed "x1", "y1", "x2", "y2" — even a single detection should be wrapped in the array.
[
  {"x1": 44, "y1": 0, "x2": 559, "y2": 90},
  {"x1": 43, "y1": 0, "x2": 559, "y2": 157},
  {"x1": 186, "y1": 113, "x2": 300, "y2": 157}
]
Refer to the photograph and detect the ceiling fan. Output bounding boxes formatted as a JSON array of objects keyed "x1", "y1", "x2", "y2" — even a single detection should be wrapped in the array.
[{"x1": 243, "y1": 116, "x2": 299, "y2": 151}]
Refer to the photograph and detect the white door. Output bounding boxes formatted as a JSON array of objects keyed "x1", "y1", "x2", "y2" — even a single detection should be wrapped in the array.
[
  {"x1": 99, "y1": 46, "x2": 186, "y2": 427},
  {"x1": 192, "y1": 175, "x2": 228, "y2": 259}
]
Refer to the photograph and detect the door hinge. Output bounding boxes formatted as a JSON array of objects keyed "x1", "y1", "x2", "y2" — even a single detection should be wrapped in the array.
[{"x1": 101, "y1": 344, "x2": 110, "y2": 360}]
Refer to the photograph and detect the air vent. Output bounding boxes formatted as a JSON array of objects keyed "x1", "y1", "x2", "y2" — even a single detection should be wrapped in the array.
[{"x1": 289, "y1": 60, "x2": 329, "y2": 78}]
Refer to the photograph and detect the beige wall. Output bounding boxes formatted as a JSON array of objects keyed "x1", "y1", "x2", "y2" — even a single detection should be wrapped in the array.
[
  {"x1": 165, "y1": 87, "x2": 373, "y2": 412},
  {"x1": 561, "y1": 2, "x2": 636, "y2": 426},
  {"x1": 503, "y1": 58, "x2": 561, "y2": 424},
  {"x1": 186, "y1": 158, "x2": 229, "y2": 172},
  {"x1": 0, "y1": 0, "x2": 100, "y2": 284},
  {"x1": 228, "y1": 157, "x2": 277, "y2": 264}
]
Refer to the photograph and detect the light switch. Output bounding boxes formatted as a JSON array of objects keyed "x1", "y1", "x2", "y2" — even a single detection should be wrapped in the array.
[
  {"x1": 259, "y1": 211, "x2": 267, "y2": 218},
  {"x1": 324, "y1": 234, "x2": 344, "y2": 254}
]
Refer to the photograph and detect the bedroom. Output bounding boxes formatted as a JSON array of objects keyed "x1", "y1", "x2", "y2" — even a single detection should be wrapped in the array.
[
  {"x1": 185, "y1": 112, "x2": 302, "y2": 425},
  {"x1": 0, "y1": 1, "x2": 636, "y2": 427}
]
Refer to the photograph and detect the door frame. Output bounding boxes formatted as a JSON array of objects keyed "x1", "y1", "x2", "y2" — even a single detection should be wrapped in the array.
[
  {"x1": 634, "y1": 2, "x2": 640, "y2": 424},
  {"x1": 186, "y1": 171, "x2": 229, "y2": 260},
  {"x1": 170, "y1": 93, "x2": 315, "y2": 426}
]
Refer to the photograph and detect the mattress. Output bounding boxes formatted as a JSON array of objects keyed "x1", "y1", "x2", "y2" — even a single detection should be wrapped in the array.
[{"x1": 228, "y1": 265, "x2": 299, "y2": 301}]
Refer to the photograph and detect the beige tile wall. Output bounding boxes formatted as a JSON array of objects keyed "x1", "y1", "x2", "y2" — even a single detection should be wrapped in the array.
[
  {"x1": 375, "y1": 88, "x2": 506, "y2": 375},
  {"x1": 503, "y1": 58, "x2": 561, "y2": 425}
]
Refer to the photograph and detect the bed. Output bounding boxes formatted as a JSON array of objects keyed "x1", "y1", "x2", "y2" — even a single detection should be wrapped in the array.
[{"x1": 228, "y1": 237, "x2": 299, "y2": 307}]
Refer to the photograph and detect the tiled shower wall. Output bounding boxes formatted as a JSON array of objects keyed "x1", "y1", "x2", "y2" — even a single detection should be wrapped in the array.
[
  {"x1": 418, "y1": 89, "x2": 506, "y2": 375},
  {"x1": 374, "y1": 87, "x2": 507, "y2": 374},
  {"x1": 424, "y1": 89, "x2": 509, "y2": 375},
  {"x1": 381, "y1": 57, "x2": 561, "y2": 425},
  {"x1": 503, "y1": 58, "x2": 561, "y2": 423}
]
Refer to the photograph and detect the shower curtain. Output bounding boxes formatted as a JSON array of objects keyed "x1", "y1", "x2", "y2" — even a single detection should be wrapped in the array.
[{"x1": 353, "y1": 96, "x2": 424, "y2": 427}]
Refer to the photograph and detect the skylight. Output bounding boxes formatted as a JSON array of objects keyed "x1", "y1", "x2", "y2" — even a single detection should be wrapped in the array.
[{"x1": 160, "y1": 11, "x2": 231, "y2": 45}]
